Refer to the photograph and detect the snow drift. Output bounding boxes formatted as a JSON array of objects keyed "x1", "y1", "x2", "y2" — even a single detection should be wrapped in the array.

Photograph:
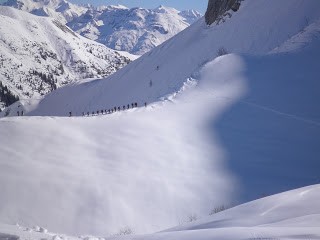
[{"x1": 1, "y1": 184, "x2": 319, "y2": 240}]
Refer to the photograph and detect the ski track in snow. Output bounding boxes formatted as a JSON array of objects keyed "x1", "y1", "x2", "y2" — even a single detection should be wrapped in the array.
[
  {"x1": 205, "y1": 91, "x2": 320, "y2": 128},
  {"x1": 241, "y1": 100, "x2": 320, "y2": 128}
]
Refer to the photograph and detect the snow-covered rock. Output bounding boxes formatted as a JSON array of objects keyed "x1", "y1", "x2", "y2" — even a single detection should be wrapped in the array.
[
  {"x1": 68, "y1": 5, "x2": 200, "y2": 55},
  {"x1": 0, "y1": 6, "x2": 132, "y2": 110}
]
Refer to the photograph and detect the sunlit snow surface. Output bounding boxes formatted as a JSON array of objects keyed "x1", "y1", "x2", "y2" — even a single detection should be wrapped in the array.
[
  {"x1": 0, "y1": 185, "x2": 319, "y2": 240},
  {"x1": 1, "y1": 0, "x2": 320, "y2": 237}
]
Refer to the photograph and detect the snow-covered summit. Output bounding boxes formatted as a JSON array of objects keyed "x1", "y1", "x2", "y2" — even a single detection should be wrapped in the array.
[
  {"x1": 2, "y1": 0, "x2": 87, "y2": 23},
  {"x1": 67, "y1": 4, "x2": 202, "y2": 55},
  {"x1": 101, "y1": 4, "x2": 128, "y2": 10},
  {"x1": 179, "y1": 9, "x2": 203, "y2": 24},
  {"x1": 1, "y1": 0, "x2": 202, "y2": 55}
]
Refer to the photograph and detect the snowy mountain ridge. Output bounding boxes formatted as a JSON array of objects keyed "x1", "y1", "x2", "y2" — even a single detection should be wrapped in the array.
[
  {"x1": 1, "y1": 0, "x2": 202, "y2": 55},
  {"x1": 20, "y1": 0, "x2": 320, "y2": 118},
  {"x1": 67, "y1": 5, "x2": 202, "y2": 55},
  {"x1": 1, "y1": 0, "x2": 88, "y2": 23},
  {"x1": 0, "y1": 6, "x2": 132, "y2": 110}
]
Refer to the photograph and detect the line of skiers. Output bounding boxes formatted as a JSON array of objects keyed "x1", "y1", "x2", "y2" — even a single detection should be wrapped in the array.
[
  {"x1": 69, "y1": 102, "x2": 148, "y2": 117},
  {"x1": 14, "y1": 101, "x2": 147, "y2": 117}
]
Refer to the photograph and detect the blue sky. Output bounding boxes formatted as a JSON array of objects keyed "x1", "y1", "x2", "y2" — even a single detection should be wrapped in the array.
[{"x1": 69, "y1": 0, "x2": 208, "y2": 13}]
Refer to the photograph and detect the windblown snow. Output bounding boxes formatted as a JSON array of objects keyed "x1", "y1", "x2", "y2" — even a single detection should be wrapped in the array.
[{"x1": 0, "y1": 0, "x2": 320, "y2": 238}]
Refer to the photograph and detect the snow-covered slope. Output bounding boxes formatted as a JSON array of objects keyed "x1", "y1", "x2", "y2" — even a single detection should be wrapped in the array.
[
  {"x1": 0, "y1": 6, "x2": 132, "y2": 110},
  {"x1": 0, "y1": 0, "x2": 320, "y2": 237},
  {"x1": 1, "y1": 47, "x2": 319, "y2": 235},
  {"x1": 67, "y1": 5, "x2": 202, "y2": 55},
  {"x1": 167, "y1": 184, "x2": 320, "y2": 232},
  {"x1": 1, "y1": 0, "x2": 202, "y2": 55},
  {"x1": 24, "y1": 0, "x2": 320, "y2": 118},
  {"x1": 136, "y1": 184, "x2": 320, "y2": 240},
  {"x1": 1, "y1": 184, "x2": 319, "y2": 240}
]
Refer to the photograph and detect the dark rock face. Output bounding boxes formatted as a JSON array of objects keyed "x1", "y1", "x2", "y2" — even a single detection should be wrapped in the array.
[{"x1": 205, "y1": 0, "x2": 237, "y2": 25}]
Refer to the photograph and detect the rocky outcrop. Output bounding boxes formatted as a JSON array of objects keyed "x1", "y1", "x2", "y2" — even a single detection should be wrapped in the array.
[{"x1": 205, "y1": 0, "x2": 237, "y2": 25}]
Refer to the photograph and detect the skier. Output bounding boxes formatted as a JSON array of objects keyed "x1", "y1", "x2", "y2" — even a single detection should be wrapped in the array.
[
  {"x1": 69, "y1": 111, "x2": 72, "y2": 117},
  {"x1": 144, "y1": 102, "x2": 147, "y2": 107},
  {"x1": 135, "y1": 102, "x2": 138, "y2": 107}
]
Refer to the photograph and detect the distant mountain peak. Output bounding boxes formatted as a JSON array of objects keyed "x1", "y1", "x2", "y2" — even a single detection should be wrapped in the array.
[
  {"x1": 1, "y1": 0, "x2": 88, "y2": 23},
  {"x1": 1, "y1": 0, "x2": 202, "y2": 54},
  {"x1": 154, "y1": 5, "x2": 180, "y2": 15},
  {"x1": 68, "y1": 4, "x2": 202, "y2": 54},
  {"x1": 106, "y1": 4, "x2": 128, "y2": 10},
  {"x1": 0, "y1": 6, "x2": 132, "y2": 109}
]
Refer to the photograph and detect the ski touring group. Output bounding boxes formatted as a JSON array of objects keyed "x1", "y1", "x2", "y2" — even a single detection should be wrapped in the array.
[{"x1": 69, "y1": 101, "x2": 148, "y2": 117}]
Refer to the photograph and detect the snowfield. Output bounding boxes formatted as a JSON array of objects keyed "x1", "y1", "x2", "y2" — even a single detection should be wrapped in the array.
[{"x1": 0, "y1": 0, "x2": 320, "y2": 238}]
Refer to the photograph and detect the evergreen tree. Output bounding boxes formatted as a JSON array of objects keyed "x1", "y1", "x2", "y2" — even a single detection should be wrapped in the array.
[{"x1": 0, "y1": 81, "x2": 19, "y2": 107}]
